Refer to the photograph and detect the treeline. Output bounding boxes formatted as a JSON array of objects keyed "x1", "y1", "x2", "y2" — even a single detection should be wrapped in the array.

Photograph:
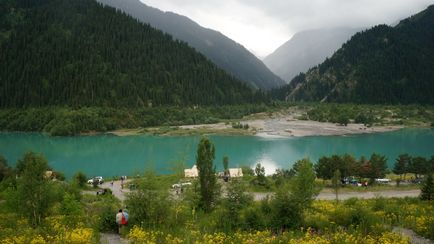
[
  {"x1": 0, "y1": 0, "x2": 265, "y2": 108},
  {"x1": 0, "y1": 105, "x2": 270, "y2": 135},
  {"x1": 300, "y1": 103, "x2": 434, "y2": 126},
  {"x1": 314, "y1": 153, "x2": 434, "y2": 182},
  {"x1": 276, "y1": 5, "x2": 434, "y2": 104}
]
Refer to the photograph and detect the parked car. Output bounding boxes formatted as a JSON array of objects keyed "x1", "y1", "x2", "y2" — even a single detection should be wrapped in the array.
[
  {"x1": 88, "y1": 176, "x2": 104, "y2": 184},
  {"x1": 96, "y1": 188, "x2": 111, "y2": 195},
  {"x1": 171, "y1": 182, "x2": 192, "y2": 189},
  {"x1": 411, "y1": 178, "x2": 423, "y2": 184},
  {"x1": 375, "y1": 178, "x2": 391, "y2": 184}
]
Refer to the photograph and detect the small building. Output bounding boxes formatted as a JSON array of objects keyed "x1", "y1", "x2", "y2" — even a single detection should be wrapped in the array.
[
  {"x1": 184, "y1": 165, "x2": 198, "y2": 178},
  {"x1": 228, "y1": 168, "x2": 243, "y2": 178}
]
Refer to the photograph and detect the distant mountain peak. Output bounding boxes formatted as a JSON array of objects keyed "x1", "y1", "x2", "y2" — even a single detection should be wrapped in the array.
[
  {"x1": 97, "y1": 0, "x2": 285, "y2": 90},
  {"x1": 275, "y1": 5, "x2": 434, "y2": 105},
  {"x1": 264, "y1": 27, "x2": 362, "y2": 82}
]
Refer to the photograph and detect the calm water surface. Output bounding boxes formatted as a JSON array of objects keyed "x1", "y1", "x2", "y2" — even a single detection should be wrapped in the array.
[{"x1": 0, "y1": 129, "x2": 433, "y2": 178}]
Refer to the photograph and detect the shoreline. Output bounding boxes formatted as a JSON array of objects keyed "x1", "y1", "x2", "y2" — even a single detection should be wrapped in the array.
[{"x1": 107, "y1": 115, "x2": 409, "y2": 138}]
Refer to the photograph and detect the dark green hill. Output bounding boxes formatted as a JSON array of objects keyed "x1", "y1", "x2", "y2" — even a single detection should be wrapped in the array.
[
  {"x1": 277, "y1": 5, "x2": 434, "y2": 104},
  {"x1": 0, "y1": 0, "x2": 265, "y2": 108},
  {"x1": 97, "y1": 0, "x2": 285, "y2": 90}
]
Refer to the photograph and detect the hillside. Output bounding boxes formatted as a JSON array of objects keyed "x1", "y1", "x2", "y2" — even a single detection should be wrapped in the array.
[
  {"x1": 96, "y1": 0, "x2": 285, "y2": 90},
  {"x1": 263, "y1": 27, "x2": 361, "y2": 82},
  {"x1": 0, "y1": 0, "x2": 265, "y2": 108},
  {"x1": 278, "y1": 5, "x2": 434, "y2": 104}
]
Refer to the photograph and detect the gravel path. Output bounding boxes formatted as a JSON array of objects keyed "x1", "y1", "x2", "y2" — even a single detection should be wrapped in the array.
[
  {"x1": 100, "y1": 180, "x2": 131, "y2": 202},
  {"x1": 393, "y1": 227, "x2": 433, "y2": 244},
  {"x1": 99, "y1": 233, "x2": 130, "y2": 244}
]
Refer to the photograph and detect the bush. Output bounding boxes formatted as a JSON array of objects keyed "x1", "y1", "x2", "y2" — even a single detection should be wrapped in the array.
[
  {"x1": 98, "y1": 206, "x2": 119, "y2": 232},
  {"x1": 240, "y1": 165, "x2": 254, "y2": 176},
  {"x1": 240, "y1": 205, "x2": 267, "y2": 231},
  {"x1": 73, "y1": 172, "x2": 87, "y2": 188},
  {"x1": 270, "y1": 187, "x2": 303, "y2": 230}
]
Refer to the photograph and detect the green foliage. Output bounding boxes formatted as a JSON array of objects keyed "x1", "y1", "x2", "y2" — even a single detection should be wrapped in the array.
[
  {"x1": 270, "y1": 185, "x2": 303, "y2": 231},
  {"x1": 126, "y1": 171, "x2": 171, "y2": 227},
  {"x1": 279, "y1": 6, "x2": 434, "y2": 104},
  {"x1": 91, "y1": 197, "x2": 121, "y2": 233},
  {"x1": 240, "y1": 165, "x2": 254, "y2": 176},
  {"x1": 218, "y1": 180, "x2": 253, "y2": 231},
  {"x1": 365, "y1": 153, "x2": 388, "y2": 181},
  {"x1": 298, "y1": 103, "x2": 434, "y2": 127},
  {"x1": 393, "y1": 154, "x2": 411, "y2": 184},
  {"x1": 332, "y1": 200, "x2": 384, "y2": 235},
  {"x1": 60, "y1": 192, "x2": 83, "y2": 217},
  {"x1": 0, "y1": 155, "x2": 11, "y2": 182},
  {"x1": 251, "y1": 163, "x2": 269, "y2": 188},
  {"x1": 231, "y1": 122, "x2": 249, "y2": 129},
  {"x1": 223, "y1": 156, "x2": 229, "y2": 175},
  {"x1": 239, "y1": 204, "x2": 267, "y2": 230},
  {"x1": 196, "y1": 138, "x2": 219, "y2": 212},
  {"x1": 355, "y1": 113, "x2": 375, "y2": 126},
  {"x1": 0, "y1": 0, "x2": 265, "y2": 108},
  {"x1": 0, "y1": 104, "x2": 271, "y2": 135},
  {"x1": 290, "y1": 159, "x2": 319, "y2": 208},
  {"x1": 7, "y1": 152, "x2": 54, "y2": 226},
  {"x1": 332, "y1": 169, "x2": 341, "y2": 201},
  {"x1": 272, "y1": 168, "x2": 294, "y2": 187},
  {"x1": 420, "y1": 173, "x2": 433, "y2": 201},
  {"x1": 73, "y1": 171, "x2": 87, "y2": 188},
  {"x1": 409, "y1": 156, "x2": 431, "y2": 178}
]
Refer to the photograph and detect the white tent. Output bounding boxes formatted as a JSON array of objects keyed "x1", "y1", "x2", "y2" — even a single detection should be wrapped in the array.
[
  {"x1": 184, "y1": 165, "x2": 198, "y2": 178},
  {"x1": 229, "y1": 168, "x2": 243, "y2": 178}
]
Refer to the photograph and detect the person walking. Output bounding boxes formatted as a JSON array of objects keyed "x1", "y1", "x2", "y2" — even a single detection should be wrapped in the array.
[{"x1": 115, "y1": 209, "x2": 127, "y2": 234}]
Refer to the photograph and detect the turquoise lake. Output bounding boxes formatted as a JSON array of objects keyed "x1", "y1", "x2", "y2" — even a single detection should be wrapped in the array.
[{"x1": 0, "y1": 129, "x2": 433, "y2": 178}]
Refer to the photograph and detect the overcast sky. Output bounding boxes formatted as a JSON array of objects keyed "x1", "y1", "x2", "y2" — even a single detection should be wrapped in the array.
[{"x1": 140, "y1": 0, "x2": 433, "y2": 58}]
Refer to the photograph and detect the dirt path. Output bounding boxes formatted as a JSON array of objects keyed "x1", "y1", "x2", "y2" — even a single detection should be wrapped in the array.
[
  {"x1": 393, "y1": 227, "x2": 433, "y2": 244},
  {"x1": 253, "y1": 189, "x2": 420, "y2": 201},
  {"x1": 100, "y1": 180, "x2": 131, "y2": 202},
  {"x1": 99, "y1": 233, "x2": 130, "y2": 244}
]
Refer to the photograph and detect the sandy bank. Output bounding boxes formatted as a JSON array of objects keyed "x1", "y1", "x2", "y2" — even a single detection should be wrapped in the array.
[
  {"x1": 107, "y1": 112, "x2": 404, "y2": 137},
  {"x1": 175, "y1": 115, "x2": 402, "y2": 137}
]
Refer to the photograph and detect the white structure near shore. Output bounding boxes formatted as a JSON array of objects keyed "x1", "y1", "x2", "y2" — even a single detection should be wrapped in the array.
[
  {"x1": 184, "y1": 165, "x2": 199, "y2": 178},
  {"x1": 184, "y1": 165, "x2": 243, "y2": 178},
  {"x1": 228, "y1": 168, "x2": 243, "y2": 177}
]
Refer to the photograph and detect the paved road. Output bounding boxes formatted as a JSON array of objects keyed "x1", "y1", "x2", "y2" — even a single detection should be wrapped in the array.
[{"x1": 253, "y1": 189, "x2": 421, "y2": 201}]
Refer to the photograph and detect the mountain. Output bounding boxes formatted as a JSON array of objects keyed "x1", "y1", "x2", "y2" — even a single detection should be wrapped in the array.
[
  {"x1": 96, "y1": 0, "x2": 285, "y2": 90},
  {"x1": 264, "y1": 27, "x2": 361, "y2": 82},
  {"x1": 277, "y1": 5, "x2": 434, "y2": 104},
  {"x1": 0, "y1": 0, "x2": 266, "y2": 108}
]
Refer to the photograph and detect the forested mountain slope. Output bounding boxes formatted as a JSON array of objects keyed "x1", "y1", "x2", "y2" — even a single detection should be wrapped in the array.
[
  {"x1": 264, "y1": 27, "x2": 360, "y2": 82},
  {"x1": 97, "y1": 0, "x2": 285, "y2": 90},
  {"x1": 276, "y1": 5, "x2": 434, "y2": 104},
  {"x1": 0, "y1": 0, "x2": 265, "y2": 108}
]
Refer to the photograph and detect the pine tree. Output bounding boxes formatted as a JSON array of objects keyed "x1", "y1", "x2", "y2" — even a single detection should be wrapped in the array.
[
  {"x1": 196, "y1": 138, "x2": 218, "y2": 212},
  {"x1": 393, "y1": 154, "x2": 411, "y2": 185}
]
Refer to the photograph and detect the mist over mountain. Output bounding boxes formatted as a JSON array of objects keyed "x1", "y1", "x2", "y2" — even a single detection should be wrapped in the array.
[
  {"x1": 97, "y1": 0, "x2": 285, "y2": 90},
  {"x1": 274, "y1": 5, "x2": 434, "y2": 104},
  {"x1": 264, "y1": 27, "x2": 361, "y2": 82}
]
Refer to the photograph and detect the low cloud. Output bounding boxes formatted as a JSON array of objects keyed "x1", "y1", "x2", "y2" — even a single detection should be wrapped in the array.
[{"x1": 140, "y1": 0, "x2": 433, "y2": 57}]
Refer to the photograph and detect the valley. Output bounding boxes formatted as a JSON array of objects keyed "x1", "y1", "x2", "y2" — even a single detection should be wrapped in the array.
[{"x1": 0, "y1": 0, "x2": 433, "y2": 243}]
